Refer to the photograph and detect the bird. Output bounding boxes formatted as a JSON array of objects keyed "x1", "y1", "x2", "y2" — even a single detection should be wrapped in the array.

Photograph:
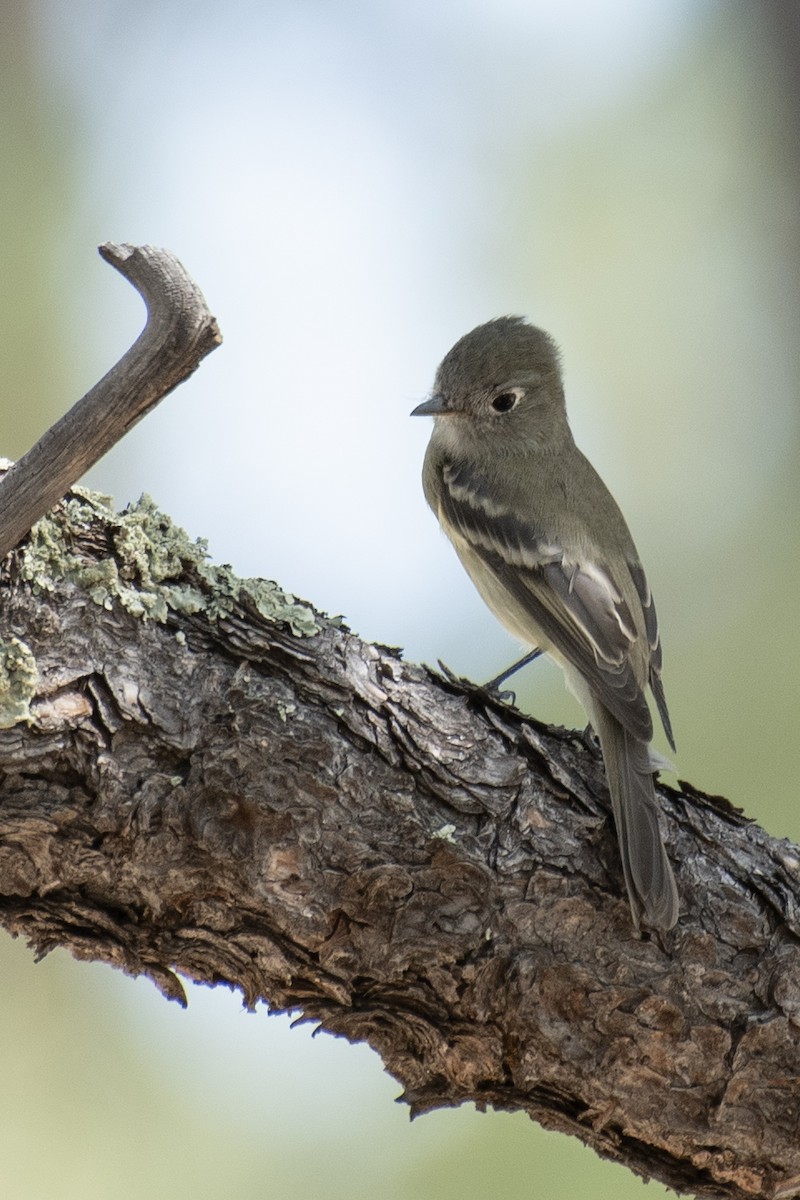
[{"x1": 411, "y1": 316, "x2": 678, "y2": 931}]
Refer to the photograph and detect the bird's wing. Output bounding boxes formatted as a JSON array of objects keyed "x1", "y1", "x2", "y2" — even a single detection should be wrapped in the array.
[
  {"x1": 626, "y1": 559, "x2": 675, "y2": 751},
  {"x1": 439, "y1": 458, "x2": 654, "y2": 742}
]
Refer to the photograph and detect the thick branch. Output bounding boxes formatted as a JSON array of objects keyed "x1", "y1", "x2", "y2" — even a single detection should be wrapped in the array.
[
  {"x1": 0, "y1": 243, "x2": 221, "y2": 560},
  {"x1": 0, "y1": 490, "x2": 799, "y2": 1200}
]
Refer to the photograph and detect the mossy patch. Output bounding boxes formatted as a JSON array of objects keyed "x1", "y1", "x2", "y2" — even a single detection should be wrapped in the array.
[
  {"x1": 16, "y1": 490, "x2": 320, "y2": 638},
  {"x1": 0, "y1": 636, "x2": 37, "y2": 729}
]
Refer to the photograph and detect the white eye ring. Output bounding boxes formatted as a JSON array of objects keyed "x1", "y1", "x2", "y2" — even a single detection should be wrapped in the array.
[{"x1": 491, "y1": 387, "x2": 523, "y2": 413}]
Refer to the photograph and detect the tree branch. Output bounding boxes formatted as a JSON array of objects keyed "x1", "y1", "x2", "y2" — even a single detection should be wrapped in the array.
[
  {"x1": 0, "y1": 243, "x2": 221, "y2": 560},
  {"x1": 1, "y1": 247, "x2": 798, "y2": 1200},
  {"x1": 2, "y1": 492, "x2": 799, "y2": 1200}
]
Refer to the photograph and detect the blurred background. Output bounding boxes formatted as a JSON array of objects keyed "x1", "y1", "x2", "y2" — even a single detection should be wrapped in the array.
[{"x1": 1, "y1": 1, "x2": 798, "y2": 1196}]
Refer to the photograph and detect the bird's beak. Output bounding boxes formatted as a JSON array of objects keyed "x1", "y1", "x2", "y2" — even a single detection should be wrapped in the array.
[{"x1": 410, "y1": 393, "x2": 449, "y2": 417}]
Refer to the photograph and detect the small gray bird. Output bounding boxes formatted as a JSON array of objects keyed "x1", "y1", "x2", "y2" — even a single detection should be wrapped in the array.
[{"x1": 412, "y1": 317, "x2": 678, "y2": 931}]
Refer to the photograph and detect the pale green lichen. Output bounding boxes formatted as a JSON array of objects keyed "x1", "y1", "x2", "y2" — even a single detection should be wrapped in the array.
[
  {"x1": 276, "y1": 700, "x2": 297, "y2": 722},
  {"x1": 241, "y1": 578, "x2": 320, "y2": 636},
  {"x1": 0, "y1": 636, "x2": 37, "y2": 729},
  {"x1": 17, "y1": 489, "x2": 320, "y2": 638}
]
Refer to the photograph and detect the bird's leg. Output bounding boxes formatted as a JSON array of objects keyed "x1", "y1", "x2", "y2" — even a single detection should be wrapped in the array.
[{"x1": 483, "y1": 648, "x2": 543, "y2": 703}]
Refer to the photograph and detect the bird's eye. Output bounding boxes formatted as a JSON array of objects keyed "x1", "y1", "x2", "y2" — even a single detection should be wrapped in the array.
[{"x1": 491, "y1": 390, "x2": 520, "y2": 413}]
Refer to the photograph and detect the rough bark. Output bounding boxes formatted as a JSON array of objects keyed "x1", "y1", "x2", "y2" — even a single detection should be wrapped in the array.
[{"x1": 0, "y1": 490, "x2": 799, "y2": 1200}]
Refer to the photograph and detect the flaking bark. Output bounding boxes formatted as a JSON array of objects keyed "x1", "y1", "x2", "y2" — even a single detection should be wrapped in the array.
[{"x1": 0, "y1": 492, "x2": 799, "y2": 1200}]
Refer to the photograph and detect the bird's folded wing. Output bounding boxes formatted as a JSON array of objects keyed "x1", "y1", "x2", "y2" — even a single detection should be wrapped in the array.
[
  {"x1": 439, "y1": 459, "x2": 653, "y2": 742},
  {"x1": 626, "y1": 559, "x2": 675, "y2": 751}
]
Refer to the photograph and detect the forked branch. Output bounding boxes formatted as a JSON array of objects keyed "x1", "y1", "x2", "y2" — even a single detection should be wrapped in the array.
[{"x1": 0, "y1": 243, "x2": 221, "y2": 560}]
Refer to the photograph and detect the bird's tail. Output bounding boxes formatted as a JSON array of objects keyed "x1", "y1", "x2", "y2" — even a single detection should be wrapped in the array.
[{"x1": 593, "y1": 706, "x2": 679, "y2": 931}]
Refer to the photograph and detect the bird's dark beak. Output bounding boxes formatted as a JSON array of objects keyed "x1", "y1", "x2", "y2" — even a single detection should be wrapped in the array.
[{"x1": 410, "y1": 393, "x2": 449, "y2": 417}]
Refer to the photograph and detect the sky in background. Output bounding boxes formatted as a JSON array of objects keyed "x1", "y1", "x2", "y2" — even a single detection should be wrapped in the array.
[
  {"x1": 35, "y1": 0, "x2": 701, "y2": 650},
  {"x1": 1, "y1": 2, "x2": 799, "y2": 1197}
]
